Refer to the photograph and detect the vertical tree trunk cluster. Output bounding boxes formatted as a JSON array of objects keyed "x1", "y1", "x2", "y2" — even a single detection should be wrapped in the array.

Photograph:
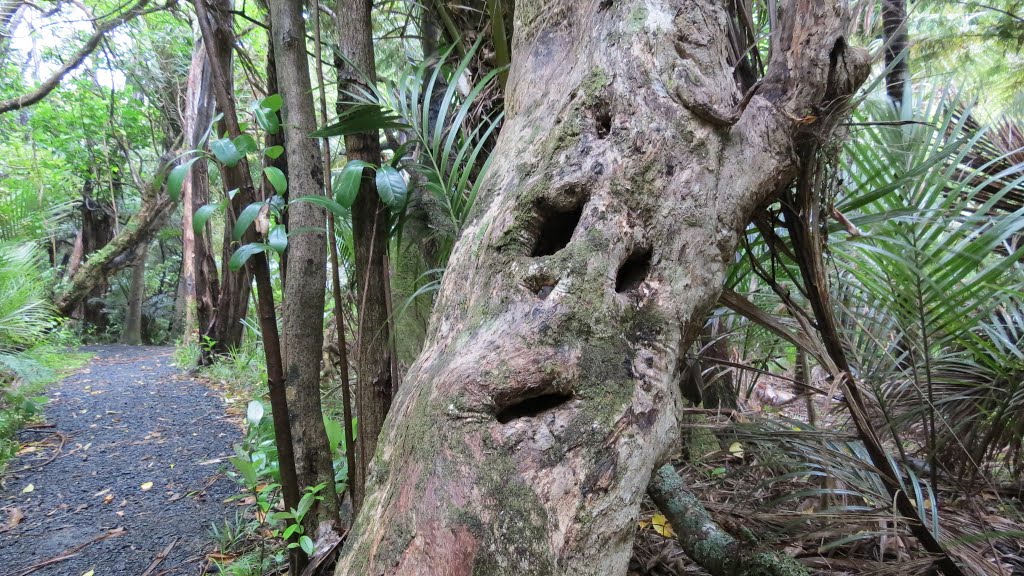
[
  {"x1": 196, "y1": 0, "x2": 251, "y2": 361},
  {"x1": 334, "y1": 0, "x2": 868, "y2": 572},
  {"x1": 335, "y1": 0, "x2": 395, "y2": 513}
]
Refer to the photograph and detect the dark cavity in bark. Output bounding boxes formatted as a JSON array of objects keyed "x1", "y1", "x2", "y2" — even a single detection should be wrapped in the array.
[
  {"x1": 615, "y1": 246, "x2": 652, "y2": 293},
  {"x1": 496, "y1": 391, "x2": 575, "y2": 423},
  {"x1": 532, "y1": 200, "x2": 584, "y2": 257}
]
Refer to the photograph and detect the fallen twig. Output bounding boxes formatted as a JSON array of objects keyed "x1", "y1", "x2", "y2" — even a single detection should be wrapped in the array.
[
  {"x1": 141, "y1": 537, "x2": 177, "y2": 576},
  {"x1": 14, "y1": 526, "x2": 125, "y2": 576}
]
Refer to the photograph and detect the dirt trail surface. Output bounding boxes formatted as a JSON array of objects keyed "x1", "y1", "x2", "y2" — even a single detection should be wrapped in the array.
[{"x1": 0, "y1": 345, "x2": 241, "y2": 576}]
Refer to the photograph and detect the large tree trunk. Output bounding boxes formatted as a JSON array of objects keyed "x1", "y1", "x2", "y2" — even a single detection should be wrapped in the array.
[
  {"x1": 269, "y1": 0, "x2": 340, "y2": 536},
  {"x1": 334, "y1": 0, "x2": 868, "y2": 573},
  {"x1": 335, "y1": 0, "x2": 394, "y2": 513},
  {"x1": 120, "y1": 242, "x2": 148, "y2": 345}
]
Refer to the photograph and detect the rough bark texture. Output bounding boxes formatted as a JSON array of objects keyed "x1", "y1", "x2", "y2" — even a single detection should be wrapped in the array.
[
  {"x1": 196, "y1": 0, "x2": 251, "y2": 359},
  {"x1": 335, "y1": 0, "x2": 393, "y2": 513},
  {"x1": 120, "y1": 242, "x2": 148, "y2": 345},
  {"x1": 269, "y1": 0, "x2": 340, "y2": 533},
  {"x1": 334, "y1": 0, "x2": 867, "y2": 573},
  {"x1": 648, "y1": 465, "x2": 809, "y2": 576},
  {"x1": 180, "y1": 33, "x2": 219, "y2": 344}
]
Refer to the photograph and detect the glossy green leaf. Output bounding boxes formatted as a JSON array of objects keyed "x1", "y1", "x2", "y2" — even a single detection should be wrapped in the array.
[
  {"x1": 254, "y1": 107, "x2": 280, "y2": 135},
  {"x1": 268, "y1": 224, "x2": 288, "y2": 254},
  {"x1": 291, "y1": 195, "x2": 349, "y2": 218},
  {"x1": 333, "y1": 160, "x2": 373, "y2": 208},
  {"x1": 234, "y1": 202, "x2": 265, "y2": 241},
  {"x1": 261, "y1": 94, "x2": 283, "y2": 112},
  {"x1": 228, "y1": 243, "x2": 270, "y2": 271},
  {"x1": 234, "y1": 134, "x2": 258, "y2": 155},
  {"x1": 210, "y1": 138, "x2": 243, "y2": 167},
  {"x1": 264, "y1": 167, "x2": 287, "y2": 195},
  {"x1": 167, "y1": 157, "x2": 200, "y2": 202},
  {"x1": 299, "y1": 535, "x2": 314, "y2": 556},
  {"x1": 264, "y1": 145, "x2": 284, "y2": 159},
  {"x1": 192, "y1": 203, "x2": 221, "y2": 236},
  {"x1": 375, "y1": 165, "x2": 407, "y2": 208}
]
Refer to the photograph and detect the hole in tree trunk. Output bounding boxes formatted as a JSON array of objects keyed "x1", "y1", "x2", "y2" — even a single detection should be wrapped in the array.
[
  {"x1": 616, "y1": 247, "x2": 652, "y2": 293},
  {"x1": 496, "y1": 392, "x2": 574, "y2": 423},
  {"x1": 595, "y1": 106, "x2": 612, "y2": 138},
  {"x1": 532, "y1": 201, "x2": 584, "y2": 257}
]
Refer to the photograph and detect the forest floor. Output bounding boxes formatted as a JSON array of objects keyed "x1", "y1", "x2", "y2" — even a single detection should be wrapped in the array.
[{"x1": 0, "y1": 345, "x2": 241, "y2": 576}]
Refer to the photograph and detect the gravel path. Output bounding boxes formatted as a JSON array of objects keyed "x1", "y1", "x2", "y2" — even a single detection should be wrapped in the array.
[{"x1": 0, "y1": 345, "x2": 242, "y2": 576}]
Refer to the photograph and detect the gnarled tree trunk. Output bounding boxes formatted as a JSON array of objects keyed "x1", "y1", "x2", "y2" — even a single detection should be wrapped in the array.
[{"x1": 334, "y1": 0, "x2": 867, "y2": 573}]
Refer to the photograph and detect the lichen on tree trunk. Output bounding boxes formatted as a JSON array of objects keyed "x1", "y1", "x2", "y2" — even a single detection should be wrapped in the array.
[{"x1": 335, "y1": 0, "x2": 867, "y2": 573}]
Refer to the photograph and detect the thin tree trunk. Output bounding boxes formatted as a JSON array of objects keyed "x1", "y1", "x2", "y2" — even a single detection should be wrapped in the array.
[
  {"x1": 121, "y1": 242, "x2": 148, "y2": 345},
  {"x1": 334, "y1": 0, "x2": 868, "y2": 572},
  {"x1": 269, "y1": 0, "x2": 341, "y2": 539},
  {"x1": 335, "y1": 0, "x2": 393, "y2": 514}
]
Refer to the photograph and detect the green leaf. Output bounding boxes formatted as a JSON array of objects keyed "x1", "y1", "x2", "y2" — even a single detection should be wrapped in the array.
[
  {"x1": 375, "y1": 165, "x2": 407, "y2": 208},
  {"x1": 228, "y1": 243, "x2": 270, "y2": 271},
  {"x1": 282, "y1": 524, "x2": 300, "y2": 539},
  {"x1": 268, "y1": 224, "x2": 288, "y2": 254},
  {"x1": 246, "y1": 400, "x2": 264, "y2": 426},
  {"x1": 234, "y1": 134, "x2": 258, "y2": 155},
  {"x1": 299, "y1": 535, "x2": 315, "y2": 556},
  {"x1": 264, "y1": 145, "x2": 284, "y2": 159},
  {"x1": 255, "y1": 107, "x2": 280, "y2": 135},
  {"x1": 323, "y1": 416, "x2": 343, "y2": 453},
  {"x1": 290, "y1": 195, "x2": 349, "y2": 218},
  {"x1": 312, "y1": 104, "x2": 409, "y2": 138},
  {"x1": 167, "y1": 157, "x2": 200, "y2": 202},
  {"x1": 210, "y1": 138, "x2": 243, "y2": 167},
  {"x1": 261, "y1": 94, "x2": 283, "y2": 112},
  {"x1": 234, "y1": 202, "x2": 266, "y2": 241},
  {"x1": 264, "y1": 167, "x2": 288, "y2": 195},
  {"x1": 192, "y1": 203, "x2": 221, "y2": 236},
  {"x1": 333, "y1": 160, "x2": 373, "y2": 208}
]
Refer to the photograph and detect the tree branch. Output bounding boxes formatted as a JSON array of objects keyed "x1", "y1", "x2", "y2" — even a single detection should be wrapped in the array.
[
  {"x1": 648, "y1": 464, "x2": 811, "y2": 576},
  {"x1": 0, "y1": 0, "x2": 155, "y2": 115}
]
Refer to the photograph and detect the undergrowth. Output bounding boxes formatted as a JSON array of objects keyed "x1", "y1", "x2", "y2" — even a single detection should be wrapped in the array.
[{"x1": 0, "y1": 342, "x2": 90, "y2": 470}]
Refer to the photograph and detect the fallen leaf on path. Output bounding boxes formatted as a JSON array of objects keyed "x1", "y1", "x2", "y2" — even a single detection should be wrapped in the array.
[
  {"x1": 82, "y1": 570, "x2": 94, "y2": 576},
  {"x1": 4, "y1": 507, "x2": 24, "y2": 529},
  {"x1": 103, "y1": 494, "x2": 114, "y2": 504},
  {"x1": 140, "y1": 482, "x2": 153, "y2": 491},
  {"x1": 22, "y1": 484, "x2": 34, "y2": 493},
  {"x1": 93, "y1": 488, "x2": 110, "y2": 498},
  {"x1": 17, "y1": 446, "x2": 37, "y2": 455}
]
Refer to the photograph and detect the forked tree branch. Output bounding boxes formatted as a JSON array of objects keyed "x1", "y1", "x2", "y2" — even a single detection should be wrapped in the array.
[{"x1": 0, "y1": 0, "x2": 160, "y2": 115}]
